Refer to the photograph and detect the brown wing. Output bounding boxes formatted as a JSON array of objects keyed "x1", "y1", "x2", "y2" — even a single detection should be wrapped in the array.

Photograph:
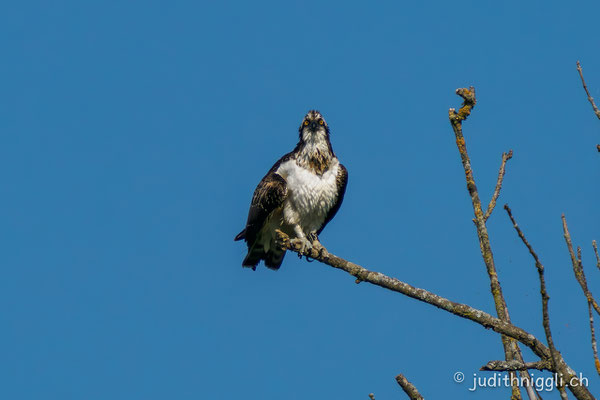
[
  {"x1": 234, "y1": 171, "x2": 287, "y2": 244},
  {"x1": 318, "y1": 163, "x2": 348, "y2": 235}
]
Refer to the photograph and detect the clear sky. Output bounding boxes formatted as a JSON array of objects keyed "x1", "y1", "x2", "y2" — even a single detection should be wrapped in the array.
[{"x1": 1, "y1": 1, "x2": 599, "y2": 399}]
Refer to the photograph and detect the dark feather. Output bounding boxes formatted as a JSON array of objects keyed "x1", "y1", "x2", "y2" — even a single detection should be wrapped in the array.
[
  {"x1": 235, "y1": 155, "x2": 291, "y2": 269},
  {"x1": 264, "y1": 249, "x2": 286, "y2": 270},
  {"x1": 234, "y1": 229, "x2": 245, "y2": 241},
  {"x1": 242, "y1": 172, "x2": 287, "y2": 244},
  {"x1": 235, "y1": 153, "x2": 292, "y2": 242},
  {"x1": 241, "y1": 243, "x2": 264, "y2": 270}
]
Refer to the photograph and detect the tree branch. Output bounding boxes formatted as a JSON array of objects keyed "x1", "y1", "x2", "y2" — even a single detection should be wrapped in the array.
[
  {"x1": 576, "y1": 61, "x2": 600, "y2": 152},
  {"x1": 587, "y1": 300, "x2": 600, "y2": 376},
  {"x1": 450, "y1": 87, "x2": 528, "y2": 400},
  {"x1": 395, "y1": 373, "x2": 424, "y2": 400},
  {"x1": 449, "y1": 88, "x2": 508, "y2": 321},
  {"x1": 562, "y1": 217, "x2": 600, "y2": 378},
  {"x1": 480, "y1": 359, "x2": 551, "y2": 372},
  {"x1": 562, "y1": 215, "x2": 600, "y2": 316},
  {"x1": 576, "y1": 61, "x2": 600, "y2": 120},
  {"x1": 484, "y1": 150, "x2": 513, "y2": 221},
  {"x1": 277, "y1": 231, "x2": 551, "y2": 357},
  {"x1": 276, "y1": 232, "x2": 594, "y2": 399},
  {"x1": 593, "y1": 240, "x2": 600, "y2": 271},
  {"x1": 505, "y1": 204, "x2": 569, "y2": 399}
]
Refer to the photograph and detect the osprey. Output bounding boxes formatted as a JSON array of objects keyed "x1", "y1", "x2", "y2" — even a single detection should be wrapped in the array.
[{"x1": 234, "y1": 110, "x2": 348, "y2": 270}]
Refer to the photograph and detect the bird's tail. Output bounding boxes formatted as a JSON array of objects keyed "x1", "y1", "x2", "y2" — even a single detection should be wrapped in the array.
[
  {"x1": 241, "y1": 242, "x2": 286, "y2": 271},
  {"x1": 234, "y1": 229, "x2": 245, "y2": 241},
  {"x1": 236, "y1": 228, "x2": 285, "y2": 270},
  {"x1": 242, "y1": 243, "x2": 263, "y2": 271},
  {"x1": 264, "y1": 249, "x2": 285, "y2": 270}
]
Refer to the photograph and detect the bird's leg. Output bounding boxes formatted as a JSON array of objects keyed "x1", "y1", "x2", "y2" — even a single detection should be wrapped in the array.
[
  {"x1": 307, "y1": 231, "x2": 320, "y2": 246},
  {"x1": 274, "y1": 229, "x2": 290, "y2": 251},
  {"x1": 292, "y1": 225, "x2": 312, "y2": 257},
  {"x1": 307, "y1": 231, "x2": 328, "y2": 259}
]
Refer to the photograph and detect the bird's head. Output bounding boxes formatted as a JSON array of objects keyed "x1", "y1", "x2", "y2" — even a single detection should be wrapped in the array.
[{"x1": 298, "y1": 110, "x2": 329, "y2": 143}]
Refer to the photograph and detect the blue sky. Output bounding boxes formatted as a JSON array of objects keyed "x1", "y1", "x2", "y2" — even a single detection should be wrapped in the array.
[{"x1": 1, "y1": 1, "x2": 599, "y2": 399}]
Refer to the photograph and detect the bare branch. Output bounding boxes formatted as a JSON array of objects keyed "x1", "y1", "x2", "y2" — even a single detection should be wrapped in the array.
[
  {"x1": 503, "y1": 205, "x2": 542, "y2": 266},
  {"x1": 576, "y1": 61, "x2": 600, "y2": 151},
  {"x1": 276, "y1": 232, "x2": 595, "y2": 399},
  {"x1": 580, "y1": 245, "x2": 600, "y2": 376},
  {"x1": 563, "y1": 217, "x2": 600, "y2": 380},
  {"x1": 449, "y1": 87, "x2": 509, "y2": 319},
  {"x1": 395, "y1": 374, "x2": 424, "y2": 400},
  {"x1": 481, "y1": 359, "x2": 551, "y2": 372},
  {"x1": 562, "y1": 215, "x2": 600, "y2": 315},
  {"x1": 276, "y1": 231, "x2": 551, "y2": 358},
  {"x1": 505, "y1": 204, "x2": 569, "y2": 399},
  {"x1": 449, "y1": 87, "x2": 477, "y2": 124},
  {"x1": 450, "y1": 87, "x2": 528, "y2": 399},
  {"x1": 587, "y1": 300, "x2": 600, "y2": 376},
  {"x1": 484, "y1": 150, "x2": 513, "y2": 221},
  {"x1": 593, "y1": 240, "x2": 600, "y2": 271},
  {"x1": 576, "y1": 61, "x2": 600, "y2": 120}
]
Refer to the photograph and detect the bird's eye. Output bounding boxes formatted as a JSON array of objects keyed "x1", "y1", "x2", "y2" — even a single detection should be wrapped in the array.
[
  {"x1": 319, "y1": 119, "x2": 324, "y2": 125},
  {"x1": 304, "y1": 120, "x2": 309, "y2": 126}
]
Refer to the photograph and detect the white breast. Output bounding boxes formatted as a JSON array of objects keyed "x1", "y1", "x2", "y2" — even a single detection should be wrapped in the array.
[{"x1": 276, "y1": 159, "x2": 340, "y2": 234}]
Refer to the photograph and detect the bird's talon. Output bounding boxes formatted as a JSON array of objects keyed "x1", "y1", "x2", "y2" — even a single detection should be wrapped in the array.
[
  {"x1": 317, "y1": 245, "x2": 327, "y2": 259},
  {"x1": 301, "y1": 239, "x2": 313, "y2": 254},
  {"x1": 274, "y1": 229, "x2": 290, "y2": 250}
]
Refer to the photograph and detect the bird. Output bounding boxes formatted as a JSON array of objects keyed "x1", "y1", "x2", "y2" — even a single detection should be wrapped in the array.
[{"x1": 234, "y1": 110, "x2": 348, "y2": 270}]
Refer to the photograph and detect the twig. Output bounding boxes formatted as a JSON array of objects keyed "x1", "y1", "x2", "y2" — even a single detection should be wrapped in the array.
[
  {"x1": 587, "y1": 300, "x2": 600, "y2": 376},
  {"x1": 450, "y1": 87, "x2": 528, "y2": 400},
  {"x1": 275, "y1": 232, "x2": 595, "y2": 400},
  {"x1": 484, "y1": 150, "x2": 513, "y2": 221},
  {"x1": 576, "y1": 61, "x2": 600, "y2": 120},
  {"x1": 576, "y1": 61, "x2": 600, "y2": 152},
  {"x1": 505, "y1": 205, "x2": 569, "y2": 399},
  {"x1": 562, "y1": 216, "x2": 600, "y2": 379},
  {"x1": 581, "y1": 245, "x2": 600, "y2": 375},
  {"x1": 562, "y1": 215, "x2": 600, "y2": 315},
  {"x1": 480, "y1": 359, "x2": 552, "y2": 372},
  {"x1": 593, "y1": 240, "x2": 599, "y2": 271},
  {"x1": 395, "y1": 374, "x2": 424, "y2": 400}
]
